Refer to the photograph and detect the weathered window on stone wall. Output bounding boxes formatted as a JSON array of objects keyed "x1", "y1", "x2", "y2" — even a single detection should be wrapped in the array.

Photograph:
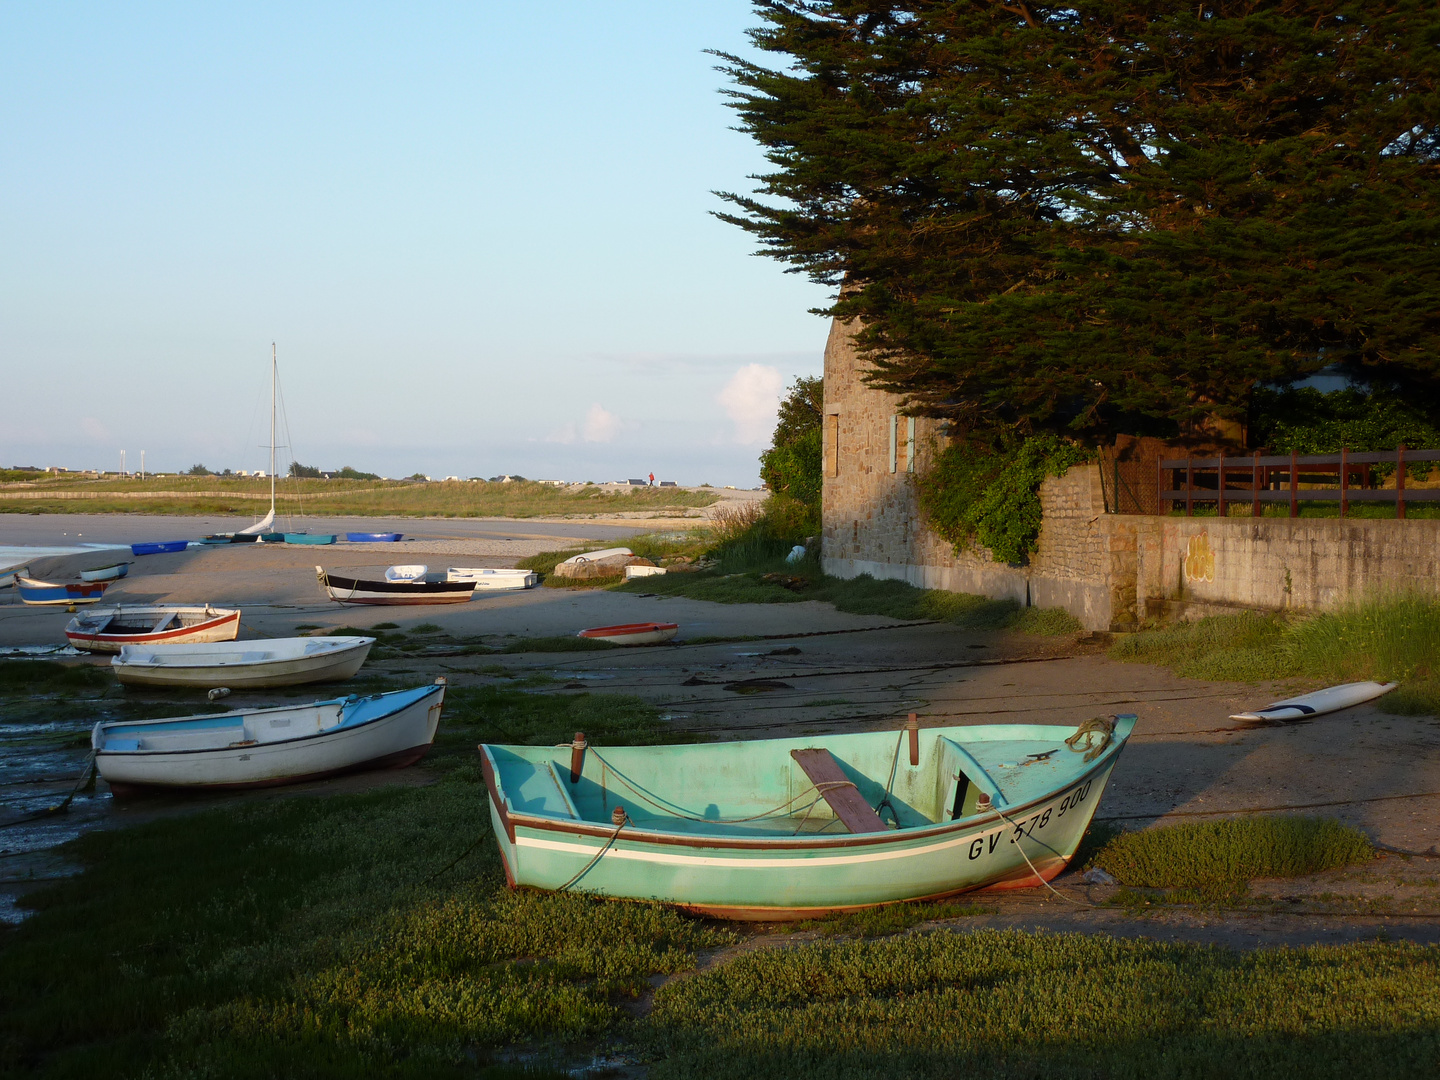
[
  {"x1": 824, "y1": 413, "x2": 839, "y2": 477},
  {"x1": 889, "y1": 415, "x2": 899, "y2": 473}
]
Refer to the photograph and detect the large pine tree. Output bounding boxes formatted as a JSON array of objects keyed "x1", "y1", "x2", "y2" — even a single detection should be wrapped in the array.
[{"x1": 716, "y1": 1, "x2": 1440, "y2": 444}]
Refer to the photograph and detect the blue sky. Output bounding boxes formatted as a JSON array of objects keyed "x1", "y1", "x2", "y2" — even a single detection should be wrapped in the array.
[{"x1": 1, "y1": 2, "x2": 829, "y2": 484}]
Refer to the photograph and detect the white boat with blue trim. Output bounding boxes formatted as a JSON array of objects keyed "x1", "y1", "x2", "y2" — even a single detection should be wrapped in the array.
[
  {"x1": 480, "y1": 713, "x2": 1135, "y2": 919},
  {"x1": 93, "y1": 681, "x2": 446, "y2": 795}
]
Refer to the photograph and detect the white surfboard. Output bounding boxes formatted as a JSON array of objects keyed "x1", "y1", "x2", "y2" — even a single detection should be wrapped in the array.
[{"x1": 1230, "y1": 681, "x2": 1398, "y2": 722}]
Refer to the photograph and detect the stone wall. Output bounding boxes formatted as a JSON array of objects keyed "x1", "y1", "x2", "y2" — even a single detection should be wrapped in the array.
[{"x1": 821, "y1": 314, "x2": 1440, "y2": 631}]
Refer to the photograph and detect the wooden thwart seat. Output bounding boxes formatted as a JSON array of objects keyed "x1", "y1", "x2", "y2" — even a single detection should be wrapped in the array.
[{"x1": 790, "y1": 748, "x2": 888, "y2": 833}]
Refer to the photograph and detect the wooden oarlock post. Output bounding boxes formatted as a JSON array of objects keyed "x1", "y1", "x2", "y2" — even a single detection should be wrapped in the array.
[
  {"x1": 906, "y1": 713, "x2": 919, "y2": 767},
  {"x1": 570, "y1": 731, "x2": 587, "y2": 784}
]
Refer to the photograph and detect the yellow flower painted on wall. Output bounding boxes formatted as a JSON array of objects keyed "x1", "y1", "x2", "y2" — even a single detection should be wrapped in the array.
[{"x1": 1183, "y1": 531, "x2": 1216, "y2": 584}]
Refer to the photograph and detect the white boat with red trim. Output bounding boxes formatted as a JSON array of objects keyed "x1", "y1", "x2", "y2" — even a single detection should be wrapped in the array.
[
  {"x1": 577, "y1": 622, "x2": 678, "y2": 645},
  {"x1": 480, "y1": 714, "x2": 1135, "y2": 920},
  {"x1": 92, "y1": 680, "x2": 446, "y2": 795},
  {"x1": 64, "y1": 605, "x2": 241, "y2": 654}
]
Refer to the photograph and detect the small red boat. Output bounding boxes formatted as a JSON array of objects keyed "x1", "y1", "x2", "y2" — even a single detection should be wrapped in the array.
[{"x1": 576, "y1": 622, "x2": 679, "y2": 646}]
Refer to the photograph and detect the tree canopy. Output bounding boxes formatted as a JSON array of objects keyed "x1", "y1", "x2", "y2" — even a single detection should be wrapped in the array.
[
  {"x1": 716, "y1": 1, "x2": 1440, "y2": 445},
  {"x1": 760, "y1": 375, "x2": 823, "y2": 504}
]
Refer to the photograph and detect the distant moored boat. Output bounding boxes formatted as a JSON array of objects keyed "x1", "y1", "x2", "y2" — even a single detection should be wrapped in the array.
[
  {"x1": 346, "y1": 532, "x2": 403, "y2": 543},
  {"x1": 316, "y1": 566, "x2": 476, "y2": 605},
  {"x1": 131, "y1": 541, "x2": 188, "y2": 556},
  {"x1": 111, "y1": 635, "x2": 375, "y2": 688},
  {"x1": 283, "y1": 533, "x2": 337, "y2": 545},
  {"x1": 79, "y1": 562, "x2": 130, "y2": 582},
  {"x1": 17, "y1": 576, "x2": 113, "y2": 606}
]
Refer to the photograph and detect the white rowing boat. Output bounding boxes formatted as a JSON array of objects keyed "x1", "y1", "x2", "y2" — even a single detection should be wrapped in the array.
[
  {"x1": 92, "y1": 681, "x2": 446, "y2": 794},
  {"x1": 445, "y1": 567, "x2": 539, "y2": 590},
  {"x1": 65, "y1": 605, "x2": 241, "y2": 654},
  {"x1": 1229, "y1": 680, "x2": 1398, "y2": 722},
  {"x1": 112, "y1": 636, "x2": 375, "y2": 688}
]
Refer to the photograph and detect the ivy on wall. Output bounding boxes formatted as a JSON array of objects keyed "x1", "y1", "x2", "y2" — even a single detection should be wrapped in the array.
[{"x1": 914, "y1": 435, "x2": 1090, "y2": 565}]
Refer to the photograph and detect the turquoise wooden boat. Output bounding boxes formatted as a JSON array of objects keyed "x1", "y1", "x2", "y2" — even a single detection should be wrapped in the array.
[
  {"x1": 283, "y1": 532, "x2": 336, "y2": 545},
  {"x1": 480, "y1": 715, "x2": 1136, "y2": 919}
]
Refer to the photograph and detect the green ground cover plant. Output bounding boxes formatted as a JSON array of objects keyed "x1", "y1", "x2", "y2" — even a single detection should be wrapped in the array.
[
  {"x1": 0, "y1": 476, "x2": 718, "y2": 519},
  {"x1": 1087, "y1": 816, "x2": 1374, "y2": 901},
  {"x1": 644, "y1": 930, "x2": 1440, "y2": 1080},
  {"x1": 1109, "y1": 594, "x2": 1440, "y2": 713}
]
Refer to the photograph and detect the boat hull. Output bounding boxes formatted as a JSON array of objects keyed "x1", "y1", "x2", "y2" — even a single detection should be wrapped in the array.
[
  {"x1": 487, "y1": 757, "x2": 1117, "y2": 919},
  {"x1": 317, "y1": 567, "x2": 476, "y2": 605},
  {"x1": 17, "y1": 577, "x2": 112, "y2": 606},
  {"x1": 80, "y1": 563, "x2": 130, "y2": 582},
  {"x1": 346, "y1": 532, "x2": 403, "y2": 542},
  {"x1": 95, "y1": 684, "x2": 444, "y2": 793},
  {"x1": 446, "y1": 568, "x2": 538, "y2": 590},
  {"x1": 284, "y1": 533, "x2": 337, "y2": 545},
  {"x1": 481, "y1": 718, "x2": 1133, "y2": 919},
  {"x1": 577, "y1": 622, "x2": 678, "y2": 645},
  {"x1": 131, "y1": 541, "x2": 188, "y2": 556},
  {"x1": 113, "y1": 637, "x2": 374, "y2": 688},
  {"x1": 64, "y1": 607, "x2": 241, "y2": 653}
]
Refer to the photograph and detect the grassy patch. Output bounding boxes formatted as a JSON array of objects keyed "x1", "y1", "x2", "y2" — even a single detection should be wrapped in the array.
[
  {"x1": 1088, "y1": 816, "x2": 1374, "y2": 900},
  {"x1": 497, "y1": 636, "x2": 617, "y2": 654},
  {"x1": 614, "y1": 568, "x2": 1080, "y2": 635},
  {"x1": 0, "y1": 686, "x2": 723, "y2": 1076},
  {"x1": 645, "y1": 930, "x2": 1440, "y2": 1079},
  {"x1": 0, "y1": 477, "x2": 719, "y2": 519},
  {"x1": 0, "y1": 659, "x2": 108, "y2": 692},
  {"x1": 1110, "y1": 594, "x2": 1440, "y2": 712}
]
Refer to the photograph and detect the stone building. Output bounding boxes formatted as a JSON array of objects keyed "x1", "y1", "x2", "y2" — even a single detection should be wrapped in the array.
[{"x1": 820, "y1": 317, "x2": 1440, "y2": 631}]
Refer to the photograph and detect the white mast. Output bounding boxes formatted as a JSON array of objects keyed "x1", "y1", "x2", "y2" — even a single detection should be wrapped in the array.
[{"x1": 269, "y1": 342, "x2": 277, "y2": 518}]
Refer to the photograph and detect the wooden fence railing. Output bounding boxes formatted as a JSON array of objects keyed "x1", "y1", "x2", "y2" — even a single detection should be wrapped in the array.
[{"x1": 1159, "y1": 446, "x2": 1440, "y2": 518}]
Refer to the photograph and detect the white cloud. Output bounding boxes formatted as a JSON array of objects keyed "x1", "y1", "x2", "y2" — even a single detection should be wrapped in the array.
[
  {"x1": 717, "y1": 364, "x2": 784, "y2": 444},
  {"x1": 583, "y1": 404, "x2": 620, "y2": 443},
  {"x1": 80, "y1": 417, "x2": 110, "y2": 443}
]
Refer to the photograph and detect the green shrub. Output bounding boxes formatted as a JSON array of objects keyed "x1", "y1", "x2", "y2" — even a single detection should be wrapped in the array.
[
  {"x1": 1089, "y1": 816, "x2": 1373, "y2": 894},
  {"x1": 915, "y1": 434, "x2": 1090, "y2": 564}
]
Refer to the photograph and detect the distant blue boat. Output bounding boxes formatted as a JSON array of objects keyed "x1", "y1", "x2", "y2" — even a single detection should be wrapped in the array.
[
  {"x1": 131, "y1": 541, "x2": 189, "y2": 556},
  {"x1": 346, "y1": 532, "x2": 403, "y2": 543},
  {"x1": 17, "y1": 575, "x2": 112, "y2": 606}
]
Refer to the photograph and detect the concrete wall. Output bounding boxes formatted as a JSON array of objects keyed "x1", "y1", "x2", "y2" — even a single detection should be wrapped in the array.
[{"x1": 821, "y1": 315, "x2": 1440, "y2": 631}]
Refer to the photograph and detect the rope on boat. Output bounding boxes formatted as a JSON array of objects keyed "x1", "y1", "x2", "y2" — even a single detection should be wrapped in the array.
[
  {"x1": 1066, "y1": 715, "x2": 1116, "y2": 763},
  {"x1": 992, "y1": 801, "x2": 1088, "y2": 908},
  {"x1": 557, "y1": 809, "x2": 630, "y2": 892},
  {"x1": 874, "y1": 725, "x2": 906, "y2": 828}
]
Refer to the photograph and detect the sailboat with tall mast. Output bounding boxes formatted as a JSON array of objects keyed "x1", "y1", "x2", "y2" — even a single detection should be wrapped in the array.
[{"x1": 238, "y1": 344, "x2": 279, "y2": 536}]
